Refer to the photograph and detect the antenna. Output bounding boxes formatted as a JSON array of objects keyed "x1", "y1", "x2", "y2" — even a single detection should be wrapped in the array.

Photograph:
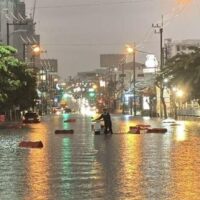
[{"x1": 32, "y1": 0, "x2": 37, "y2": 21}]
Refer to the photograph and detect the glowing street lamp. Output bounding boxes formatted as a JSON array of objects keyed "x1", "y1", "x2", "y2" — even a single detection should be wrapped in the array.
[
  {"x1": 126, "y1": 44, "x2": 136, "y2": 116},
  {"x1": 164, "y1": 78, "x2": 168, "y2": 83},
  {"x1": 126, "y1": 46, "x2": 134, "y2": 54},
  {"x1": 172, "y1": 87, "x2": 184, "y2": 119},
  {"x1": 32, "y1": 45, "x2": 40, "y2": 54},
  {"x1": 176, "y1": 90, "x2": 183, "y2": 97}
]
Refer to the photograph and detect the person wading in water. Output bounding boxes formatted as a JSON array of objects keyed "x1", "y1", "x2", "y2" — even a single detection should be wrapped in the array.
[{"x1": 95, "y1": 108, "x2": 113, "y2": 134}]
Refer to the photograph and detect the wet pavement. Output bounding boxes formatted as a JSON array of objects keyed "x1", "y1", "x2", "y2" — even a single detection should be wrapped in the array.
[{"x1": 0, "y1": 113, "x2": 200, "y2": 200}]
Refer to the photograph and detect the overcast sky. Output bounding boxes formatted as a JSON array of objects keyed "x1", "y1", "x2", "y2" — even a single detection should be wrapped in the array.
[{"x1": 24, "y1": 0, "x2": 200, "y2": 78}]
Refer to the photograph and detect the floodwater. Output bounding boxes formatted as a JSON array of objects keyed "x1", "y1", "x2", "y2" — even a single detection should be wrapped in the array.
[{"x1": 0, "y1": 114, "x2": 200, "y2": 200}]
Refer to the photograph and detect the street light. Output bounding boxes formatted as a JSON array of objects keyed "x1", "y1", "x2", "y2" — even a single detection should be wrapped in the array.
[
  {"x1": 30, "y1": 44, "x2": 46, "y2": 67},
  {"x1": 126, "y1": 44, "x2": 136, "y2": 116},
  {"x1": 172, "y1": 87, "x2": 184, "y2": 119},
  {"x1": 32, "y1": 45, "x2": 41, "y2": 54}
]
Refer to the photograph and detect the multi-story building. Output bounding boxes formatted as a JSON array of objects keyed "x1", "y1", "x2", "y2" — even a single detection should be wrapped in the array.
[
  {"x1": 164, "y1": 38, "x2": 200, "y2": 60},
  {"x1": 0, "y1": 1, "x2": 40, "y2": 62},
  {"x1": 0, "y1": 0, "x2": 16, "y2": 43},
  {"x1": 36, "y1": 59, "x2": 58, "y2": 114},
  {"x1": 0, "y1": 0, "x2": 59, "y2": 114}
]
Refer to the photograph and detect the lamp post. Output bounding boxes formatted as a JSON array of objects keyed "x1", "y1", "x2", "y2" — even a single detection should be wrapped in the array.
[
  {"x1": 121, "y1": 62, "x2": 125, "y2": 114},
  {"x1": 29, "y1": 45, "x2": 47, "y2": 115},
  {"x1": 126, "y1": 44, "x2": 136, "y2": 116},
  {"x1": 172, "y1": 87, "x2": 183, "y2": 120},
  {"x1": 23, "y1": 42, "x2": 36, "y2": 61}
]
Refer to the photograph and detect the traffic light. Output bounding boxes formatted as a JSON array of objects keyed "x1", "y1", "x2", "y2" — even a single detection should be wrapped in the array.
[{"x1": 89, "y1": 91, "x2": 96, "y2": 97}]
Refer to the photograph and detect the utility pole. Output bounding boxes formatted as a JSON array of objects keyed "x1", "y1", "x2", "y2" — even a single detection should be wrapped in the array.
[
  {"x1": 152, "y1": 15, "x2": 164, "y2": 118},
  {"x1": 126, "y1": 44, "x2": 136, "y2": 116},
  {"x1": 121, "y1": 60, "x2": 125, "y2": 114},
  {"x1": 133, "y1": 43, "x2": 136, "y2": 116}
]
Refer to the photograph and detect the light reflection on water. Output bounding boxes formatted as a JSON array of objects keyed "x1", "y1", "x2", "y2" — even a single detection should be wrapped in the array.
[
  {"x1": 23, "y1": 123, "x2": 50, "y2": 200},
  {"x1": 0, "y1": 115, "x2": 200, "y2": 199}
]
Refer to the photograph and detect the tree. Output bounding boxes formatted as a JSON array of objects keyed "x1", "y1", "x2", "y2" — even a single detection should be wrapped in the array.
[
  {"x1": 156, "y1": 46, "x2": 200, "y2": 117},
  {"x1": 0, "y1": 45, "x2": 38, "y2": 116}
]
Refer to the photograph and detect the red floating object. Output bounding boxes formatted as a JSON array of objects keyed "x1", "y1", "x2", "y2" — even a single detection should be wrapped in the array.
[
  {"x1": 146, "y1": 128, "x2": 167, "y2": 133},
  {"x1": 55, "y1": 129, "x2": 74, "y2": 134},
  {"x1": 64, "y1": 119, "x2": 76, "y2": 123},
  {"x1": 136, "y1": 124, "x2": 151, "y2": 130},
  {"x1": 129, "y1": 126, "x2": 140, "y2": 134},
  {"x1": 136, "y1": 124, "x2": 151, "y2": 127},
  {"x1": 19, "y1": 141, "x2": 43, "y2": 148}
]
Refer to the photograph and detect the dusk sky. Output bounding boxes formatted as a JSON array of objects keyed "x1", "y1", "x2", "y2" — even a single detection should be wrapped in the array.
[{"x1": 24, "y1": 0, "x2": 200, "y2": 78}]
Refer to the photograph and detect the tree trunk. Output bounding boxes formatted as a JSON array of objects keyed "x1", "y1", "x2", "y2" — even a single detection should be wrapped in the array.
[{"x1": 160, "y1": 87, "x2": 168, "y2": 119}]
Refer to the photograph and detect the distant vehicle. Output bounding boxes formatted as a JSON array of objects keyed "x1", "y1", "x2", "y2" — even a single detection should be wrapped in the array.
[
  {"x1": 52, "y1": 107, "x2": 62, "y2": 115},
  {"x1": 64, "y1": 108, "x2": 72, "y2": 113},
  {"x1": 23, "y1": 112, "x2": 40, "y2": 123}
]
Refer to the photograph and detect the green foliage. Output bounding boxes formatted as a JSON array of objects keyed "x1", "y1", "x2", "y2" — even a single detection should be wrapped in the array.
[
  {"x1": 0, "y1": 44, "x2": 38, "y2": 112},
  {"x1": 156, "y1": 46, "x2": 200, "y2": 100}
]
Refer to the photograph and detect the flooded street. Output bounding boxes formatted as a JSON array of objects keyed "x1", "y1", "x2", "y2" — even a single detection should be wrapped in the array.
[{"x1": 0, "y1": 114, "x2": 200, "y2": 200}]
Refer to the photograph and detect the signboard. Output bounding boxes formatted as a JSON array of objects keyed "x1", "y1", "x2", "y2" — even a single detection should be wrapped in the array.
[
  {"x1": 145, "y1": 54, "x2": 158, "y2": 68},
  {"x1": 143, "y1": 68, "x2": 157, "y2": 73},
  {"x1": 100, "y1": 54, "x2": 125, "y2": 68}
]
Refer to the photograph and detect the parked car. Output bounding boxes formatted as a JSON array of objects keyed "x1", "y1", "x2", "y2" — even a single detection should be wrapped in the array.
[{"x1": 23, "y1": 112, "x2": 40, "y2": 123}]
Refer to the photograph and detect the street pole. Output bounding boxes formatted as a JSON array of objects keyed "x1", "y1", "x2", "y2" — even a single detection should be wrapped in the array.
[
  {"x1": 45, "y1": 69, "x2": 48, "y2": 114},
  {"x1": 7, "y1": 23, "x2": 9, "y2": 45},
  {"x1": 152, "y1": 15, "x2": 164, "y2": 117},
  {"x1": 133, "y1": 44, "x2": 136, "y2": 116},
  {"x1": 122, "y1": 63, "x2": 125, "y2": 114},
  {"x1": 23, "y1": 43, "x2": 26, "y2": 61}
]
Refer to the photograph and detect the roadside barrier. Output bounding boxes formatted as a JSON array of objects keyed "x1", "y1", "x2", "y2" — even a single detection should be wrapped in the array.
[
  {"x1": 55, "y1": 129, "x2": 74, "y2": 134},
  {"x1": 146, "y1": 128, "x2": 167, "y2": 133},
  {"x1": 19, "y1": 141, "x2": 43, "y2": 148}
]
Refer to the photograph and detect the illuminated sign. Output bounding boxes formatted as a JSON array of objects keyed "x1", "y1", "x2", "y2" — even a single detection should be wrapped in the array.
[{"x1": 145, "y1": 54, "x2": 158, "y2": 68}]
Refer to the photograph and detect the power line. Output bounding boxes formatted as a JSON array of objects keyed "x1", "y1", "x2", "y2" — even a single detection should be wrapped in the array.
[
  {"x1": 163, "y1": 3, "x2": 191, "y2": 28},
  {"x1": 39, "y1": 41, "x2": 158, "y2": 47},
  {"x1": 28, "y1": 0, "x2": 159, "y2": 9},
  {"x1": 194, "y1": 0, "x2": 200, "y2": 16}
]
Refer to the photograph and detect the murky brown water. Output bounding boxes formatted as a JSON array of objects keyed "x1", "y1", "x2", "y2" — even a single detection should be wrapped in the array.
[{"x1": 0, "y1": 114, "x2": 200, "y2": 200}]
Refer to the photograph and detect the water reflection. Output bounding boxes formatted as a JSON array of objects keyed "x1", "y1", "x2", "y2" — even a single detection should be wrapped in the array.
[
  {"x1": 24, "y1": 123, "x2": 50, "y2": 200},
  {"x1": 174, "y1": 122, "x2": 187, "y2": 142},
  {"x1": 1, "y1": 115, "x2": 200, "y2": 199},
  {"x1": 170, "y1": 137, "x2": 200, "y2": 199},
  {"x1": 119, "y1": 135, "x2": 143, "y2": 199},
  {"x1": 60, "y1": 137, "x2": 72, "y2": 198}
]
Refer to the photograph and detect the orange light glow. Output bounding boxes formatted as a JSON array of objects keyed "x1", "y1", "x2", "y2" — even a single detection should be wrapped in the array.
[
  {"x1": 26, "y1": 123, "x2": 49, "y2": 199},
  {"x1": 176, "y1": 0, "x2": 192, "y2": 4}
]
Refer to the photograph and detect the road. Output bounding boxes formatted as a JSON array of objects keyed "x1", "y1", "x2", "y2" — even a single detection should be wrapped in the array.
[{"x1": 0, "y1": 113, "x2": 200, "y2": 200}]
